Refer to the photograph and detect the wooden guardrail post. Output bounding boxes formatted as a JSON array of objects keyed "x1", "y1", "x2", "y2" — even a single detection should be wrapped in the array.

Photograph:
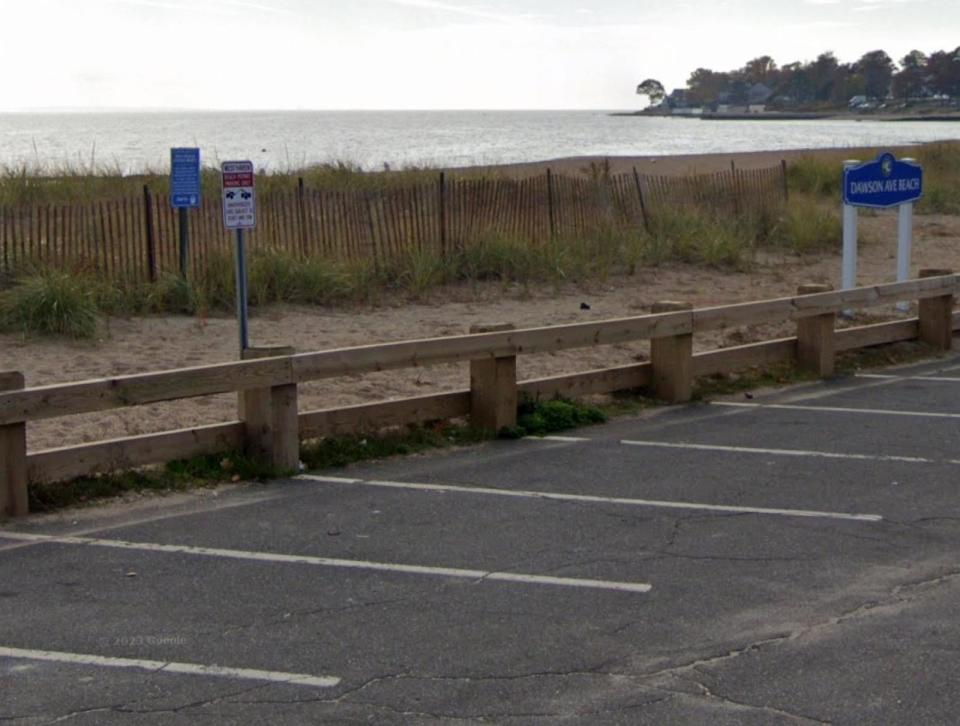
[
  {"x1": 918, "y1": 269, "x2": 955, "y2": 351},
  {"x1": 796, "y1": 284, "x2": 836, "y2": 377},
  {"x1": 650, "y1": 302, "x2": 694, "y2": 403},
  {"x1": 470, "y1": 324, "x2": 517, "y2": 432},
  {"x1": 239, "y1": 347, "x2": 299, "y2": 472},
  {"x1": 0, "y1": 372, "x2": 28, "y2": 518}
]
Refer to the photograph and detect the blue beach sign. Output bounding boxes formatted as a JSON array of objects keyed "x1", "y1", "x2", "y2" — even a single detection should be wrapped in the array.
[
  {"x1": 843, "y1": 153, "x2": 922, "y2": 209},
  {"x1": 170, "y1": 147, "x2": 202, "y2": 208}
]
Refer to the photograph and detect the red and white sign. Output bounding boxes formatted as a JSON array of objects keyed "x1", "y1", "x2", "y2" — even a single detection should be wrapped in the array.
[{"x1": 221, "y1": 161, "x2": 256, "y2": 230}]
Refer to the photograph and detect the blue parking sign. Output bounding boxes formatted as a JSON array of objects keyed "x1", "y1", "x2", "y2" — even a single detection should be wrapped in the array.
[{"x1": 170, "y1": 148, "x2": 201, "y2": 208}]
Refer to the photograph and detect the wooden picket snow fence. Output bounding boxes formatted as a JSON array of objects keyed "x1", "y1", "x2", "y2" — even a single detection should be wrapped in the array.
[
  {"x1": 1, "y1": 270, "x2": 956, "y2": 518},
  {"x1": 0, "y1": 164, "x2": 788, "y2": 280}
]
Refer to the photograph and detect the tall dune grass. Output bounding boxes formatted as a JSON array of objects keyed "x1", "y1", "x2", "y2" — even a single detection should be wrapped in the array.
[
  {"x1": 787, "y1": 141, "x2": 960, "y2": 214},
  {"x1": 0, "y1": 160, "x2": 499, "y2": 206}
]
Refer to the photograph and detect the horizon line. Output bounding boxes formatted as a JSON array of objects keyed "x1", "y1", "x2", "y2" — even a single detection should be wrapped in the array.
[{"x1": 0, "y1": 107, "x2": 637, "y2": 115}]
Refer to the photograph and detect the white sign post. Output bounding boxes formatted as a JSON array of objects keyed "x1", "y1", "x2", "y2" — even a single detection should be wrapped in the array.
[
  {"x1": 221, "y1": 161, "x2": 257, "y2": 354},
  {"x1": 895, "y1": 164, "x2": 917, "y2": 312},
  {"x1": 842, "y1": 160, "x2": 860, "y2": 296}
]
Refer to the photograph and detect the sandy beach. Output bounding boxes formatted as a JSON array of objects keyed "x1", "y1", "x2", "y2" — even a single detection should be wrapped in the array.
[{"x1": 476, "y1": 143, "x2": 959, "y2": 178}]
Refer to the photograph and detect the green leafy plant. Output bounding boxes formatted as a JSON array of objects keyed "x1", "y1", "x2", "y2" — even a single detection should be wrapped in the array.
[
  {"x1": 0, "y1": 271, "x2": 99, "y2": 338},
  {"x1": 510, "y1": 398, "x2": 607, "y2": 437},
  {"x1": 28, "y1": 451, "x2": 280, "y2": 513}
]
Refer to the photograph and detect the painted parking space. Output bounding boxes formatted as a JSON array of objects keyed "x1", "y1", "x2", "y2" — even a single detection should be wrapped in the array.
[
  {"x1": 350, "y1": 429, "x2": 960, "y2": 522},
  {"x1": 4, "y1": 353, "x2": 960, "y2": 722}
]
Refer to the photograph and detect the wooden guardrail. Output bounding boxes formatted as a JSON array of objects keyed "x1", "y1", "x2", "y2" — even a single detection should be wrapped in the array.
[{"x1": 1, "y1": 270, "x2": 956, "y2": 518}]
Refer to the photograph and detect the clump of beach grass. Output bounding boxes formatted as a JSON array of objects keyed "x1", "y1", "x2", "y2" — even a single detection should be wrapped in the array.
[
  {"x1": 768, "y1": 195, "x2": 842, "y2": 254},
  {"x1": 0, "y1": 270, "x2": 99, "y2": 338},
  {"x1": 644, "y1": 206, "x2": 759, "y2": 269},
  {"x1": 786, "y1": 155, "x2": 843, "y2": 198}
]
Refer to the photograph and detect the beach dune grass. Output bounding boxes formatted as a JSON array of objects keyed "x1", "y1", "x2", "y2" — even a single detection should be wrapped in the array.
[
  {"x1": 0, "y1": 270, "x2": 99, "y2": 338},
  {"x1": 0, "y1": 159, "x2": 496, "y2": 206},
  {"x1": 787, "y1": 141, "x2": 960, "y2": 214}
]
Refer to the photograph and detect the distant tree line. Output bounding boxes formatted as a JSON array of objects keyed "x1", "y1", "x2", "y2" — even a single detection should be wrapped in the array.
[{"x1": 637, "y1": 47, "x2": 960, "y2": 109}]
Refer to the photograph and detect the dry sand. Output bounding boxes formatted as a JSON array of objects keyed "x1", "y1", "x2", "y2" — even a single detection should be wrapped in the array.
[
  {"x1": 465, "y1": 144, "x2": 951, "y2": 179},
  {"x1": 3, "y1": 145, "x2": 959, "y2": 454}
]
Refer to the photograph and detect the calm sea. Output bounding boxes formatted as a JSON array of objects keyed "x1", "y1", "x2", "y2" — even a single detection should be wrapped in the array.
[{"x1": 1, "y1": 110, "x2": 959, "y2": 173}]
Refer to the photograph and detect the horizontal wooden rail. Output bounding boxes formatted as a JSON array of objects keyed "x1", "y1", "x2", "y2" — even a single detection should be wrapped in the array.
[
  {"x1": 0, "y1": 313, "x2": 691, "y2": 426},
  {"x1": 27, "y1": 422, "x2": 245, "y2": 486},
  {"x1": 2, "y1": 275, "x2": 956, "y2": 428},
  {"x1": 299, "y1": 392, "x2": 471, "y2": 440},
  {"x1": 692, "y1": 276, "x2": 956, "y2": 332}
]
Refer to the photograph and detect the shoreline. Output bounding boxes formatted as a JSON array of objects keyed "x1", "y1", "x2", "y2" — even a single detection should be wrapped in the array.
[
  {"x1": 455, "y1": 140, "x2": 960, "y2": 178},
  {"x1": 614, "y1": 111, "x2": 960, "y2": 122}
]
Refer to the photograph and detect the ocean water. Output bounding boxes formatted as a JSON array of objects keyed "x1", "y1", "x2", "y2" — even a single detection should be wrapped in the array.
[{"x1": 1, "y1": 110, "x2": 959, "y2": 173}]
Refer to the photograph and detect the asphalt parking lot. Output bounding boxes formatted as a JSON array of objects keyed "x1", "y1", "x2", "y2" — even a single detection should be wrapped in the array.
[{"x1": 4, "y1": 353, "x2": 960, "y2": 724}]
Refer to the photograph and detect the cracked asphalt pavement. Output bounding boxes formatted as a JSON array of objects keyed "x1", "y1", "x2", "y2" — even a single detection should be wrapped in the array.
[{"x1": 3, "y1": 354, "x2": 960, "y2": 723}]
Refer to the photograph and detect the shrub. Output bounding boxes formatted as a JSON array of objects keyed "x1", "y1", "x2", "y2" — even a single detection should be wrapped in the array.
[
  {"x1": 769, "y1": 196, "x2": 842, "y2": 254},
  {"x1": 917, "y1": 180, "x2": 960, "y2": 215},
  {"x1": 294, "y1": 257, "x2": 356, "y2": 304},
  {"x1": 787, "y1": 155, "x2": 842, "y2": 198},
  {"x1": 398, "y1": 247, "x2": 449, "y2": 299},
  {"x1": 193, "y1": 249, "x2": 237, "y2": 312},
  {"x1": 645, "y1": 206, "x2": 756, "y2": 269},
  {"x1": 458, "y1": 233, "x2": 543, "y2": 283},
  {"x1": 0, "y1": 271, "x2": 99, "y2": 338},
  {"x1": 148, "y1": 274, "x2": 198, "y2": 315},
  {"x1": 514, "y1": 398, "x2": 607, "y2": 437}
]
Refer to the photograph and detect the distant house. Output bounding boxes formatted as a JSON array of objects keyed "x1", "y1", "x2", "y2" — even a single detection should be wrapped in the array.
[{"x1": 666, "y1": 89, "x2": 703, "y2": 115}]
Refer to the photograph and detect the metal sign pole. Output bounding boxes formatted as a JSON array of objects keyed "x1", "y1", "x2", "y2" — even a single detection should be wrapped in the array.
[
  {"x1": 222, "y1": 159, "x2": 256, "y2": 356},
  {"x1": 178, "y1": 207, "x2": 190, "y2": 278},
  {"x1": 896, "y1": 201, "x2": 914, "y2": 312},
  {"x1": 235, "y1": 228, "x2": 250, "y2": 354},
  {"x1": 841, "y1": 160, "x2": 860, "y2": 294}
]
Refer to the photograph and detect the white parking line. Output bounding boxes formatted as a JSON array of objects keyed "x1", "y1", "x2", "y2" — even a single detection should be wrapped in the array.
[
  {"x1": 525, "y1": 435, "x2": 592, "y2": 443},
  {"x1": 713, "y1": 401, "x2": 960, "y2": 419},
  {"x1": 0, "y1": 494, "x2": 285, "y2": 555},
  {"x1": 0, "y1": 646, "x2": 341, "y2": 688},
  {"x1": 0, "y1": 532, "x2": 651, "y2": 594},
  {"x1": 300, "y1": 475, "x2": 882, "y2": 523},
  {"x1": 620, "y1": 439, "x2": 937, "y2": 464},
  {"x1": 857, "y1": 374, "x2": 960, "y2": 383}
]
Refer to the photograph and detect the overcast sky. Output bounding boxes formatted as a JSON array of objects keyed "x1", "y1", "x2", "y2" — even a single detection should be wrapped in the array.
[{"x1": 2, "y1": 0, "x2": 957, "y2": 111}]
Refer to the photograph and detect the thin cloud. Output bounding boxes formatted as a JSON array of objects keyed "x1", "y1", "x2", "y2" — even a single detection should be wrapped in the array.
[
  {"x1": 108, "y1": 0, "x2": 293, "y2": 15},
  {"x1": 375, "y1": 0, "x2": 534, "y2": 25},
  {"x1": 785, "y1": 19, "x2": 856, "y2": 28},
  {"x1": 214, "y1": 0, "x2": 294, "y2": 15}
]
